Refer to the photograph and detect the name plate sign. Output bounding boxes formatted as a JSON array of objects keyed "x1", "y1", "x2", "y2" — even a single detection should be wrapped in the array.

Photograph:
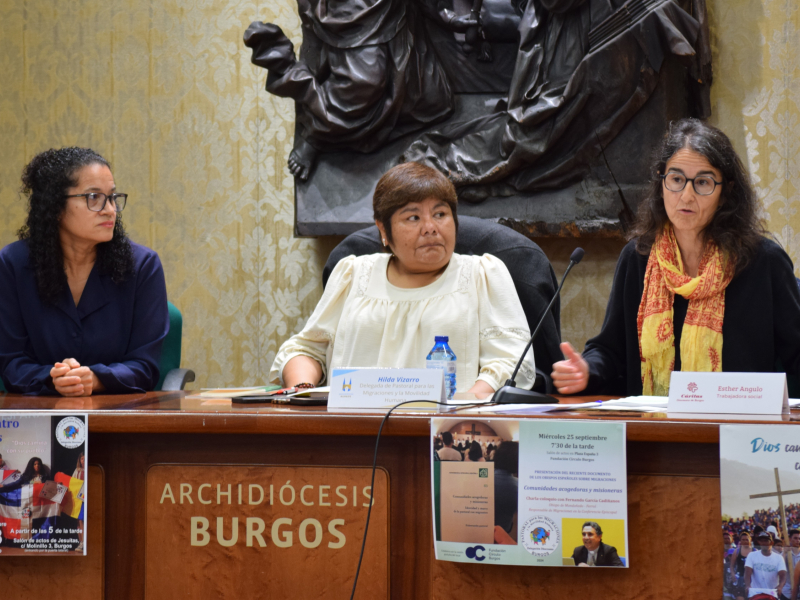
[
  {"x1": 328, "y1": 368, "x2": 445, "y2": 409},
  {"x1": 668, "y1": 372, "x2": 788, "y2": 415}
]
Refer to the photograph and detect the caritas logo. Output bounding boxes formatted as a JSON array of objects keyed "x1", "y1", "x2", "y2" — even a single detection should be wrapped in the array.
[{"x1": 687, "y1": 382, "x2": 698, "y2": 393}]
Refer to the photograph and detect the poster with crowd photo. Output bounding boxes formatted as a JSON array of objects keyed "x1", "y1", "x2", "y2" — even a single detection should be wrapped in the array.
[
  {"x1": 720, "y1": 425, "x2": 800, "y2": 600},
  {"x1": 431, "y1": 418, "x2": 628, "y2": 567},
  {"x1": 0, "y1": 413, "x2": 87, "y2": 556}
]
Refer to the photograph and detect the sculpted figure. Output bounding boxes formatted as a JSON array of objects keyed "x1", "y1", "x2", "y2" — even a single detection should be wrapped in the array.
[
  {"x1": 404, "y1": 0, "x2": 707, "y2": 198},
  {"x1": 244, "y1": 0, "x2": 480, "y2": 180}
]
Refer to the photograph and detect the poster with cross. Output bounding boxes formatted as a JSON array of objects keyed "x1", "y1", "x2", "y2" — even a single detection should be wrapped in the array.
[{"x1": 720, "y1": 425, "x2": 800, "y2": 600}]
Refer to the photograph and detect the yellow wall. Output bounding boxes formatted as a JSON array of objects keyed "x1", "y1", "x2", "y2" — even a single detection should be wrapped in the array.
[
  {"x1": 0, "y1": 0, "x2": 796, "y2": 386},
  {"x1": 707, "y1": 0, "x2": 800, "y2": 257}
]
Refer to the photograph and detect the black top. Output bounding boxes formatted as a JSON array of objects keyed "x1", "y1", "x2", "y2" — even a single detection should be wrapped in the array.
[
  {"x1": 494, "y1": 468, "x2": 517, "y2": 534},
  {"x1": 571, "y1": 541, "x2": 624, "y2": 567},
  {"x1": 582, "y1": 238, "x2": 800, "y2": 395},
  {"x1": 734, "y1": 548, "x2": 749, "y2": 577}
]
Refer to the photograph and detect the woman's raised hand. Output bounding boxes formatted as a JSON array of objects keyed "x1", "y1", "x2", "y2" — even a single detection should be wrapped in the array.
[{"x1": 551, "y1": 342, "x2": 590, "y2": 394}]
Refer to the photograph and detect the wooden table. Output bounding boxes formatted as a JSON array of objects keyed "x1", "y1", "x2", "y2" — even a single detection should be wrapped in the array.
[{"x1": 0, "y1": 391, "x2": 789, "y2": 599}]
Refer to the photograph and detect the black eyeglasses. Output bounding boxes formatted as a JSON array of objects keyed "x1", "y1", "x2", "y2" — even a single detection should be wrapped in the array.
[
  {"x1": 65, "y1": 192, "x2": 127, "y2": 212},
  {"x1": 660, "y1": 172, "x2": 722, "y2": 196}
]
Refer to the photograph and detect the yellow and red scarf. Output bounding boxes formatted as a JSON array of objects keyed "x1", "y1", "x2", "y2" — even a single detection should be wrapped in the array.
[{"x1": 637, "y1": 226, "x2": 733, "y2": 395}]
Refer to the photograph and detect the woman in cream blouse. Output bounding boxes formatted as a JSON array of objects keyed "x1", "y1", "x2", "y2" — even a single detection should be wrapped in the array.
[{"x1": 270, "y1": 162, "x2": 536, "y2": 393}]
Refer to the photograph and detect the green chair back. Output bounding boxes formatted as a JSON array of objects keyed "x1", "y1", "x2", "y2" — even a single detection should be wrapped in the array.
[{"x1": 158, "y1": 301, "x2": 183, "y2": 391}]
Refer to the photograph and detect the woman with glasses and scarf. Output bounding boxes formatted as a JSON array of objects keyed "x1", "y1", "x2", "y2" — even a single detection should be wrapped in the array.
[
  {"x1": 552, "y1": 119, "x2": 800, "y2": 396},
  {"x1": 0, "y1": 147, "x2": 169, "y2": 396}
]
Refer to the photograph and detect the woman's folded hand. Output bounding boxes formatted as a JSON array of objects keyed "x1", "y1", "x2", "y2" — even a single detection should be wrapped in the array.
[{"x1": 51, "y1": 358, "x2": 95, "y2": 396}]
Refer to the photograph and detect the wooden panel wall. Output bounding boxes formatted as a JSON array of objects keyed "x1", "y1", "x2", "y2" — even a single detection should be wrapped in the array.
[
  {"x1": 93, "y1": 432, "x2": 432, "y2": 599},
  {"x1": 431, "y1": 475, "x2": 720, "y2": 599},
  {"x1": 87, "y1": 431, "x2": 722, "y2": 599},
  {"x1": 143, "y1": 465, "x2": 389, "y2": 600}
]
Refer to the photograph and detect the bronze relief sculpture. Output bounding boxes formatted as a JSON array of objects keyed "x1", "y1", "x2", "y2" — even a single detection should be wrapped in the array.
[{"x1": 246, "y1": 0, "x2": 711, "y2": 236}]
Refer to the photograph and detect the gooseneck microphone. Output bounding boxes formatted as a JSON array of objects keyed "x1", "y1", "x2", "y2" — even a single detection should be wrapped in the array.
[{"x1": 493, "y1": 247, "x2": 585, "y2": 404}]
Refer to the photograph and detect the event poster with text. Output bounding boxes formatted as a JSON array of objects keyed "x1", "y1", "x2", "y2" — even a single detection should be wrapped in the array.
[
  {"x1": 0, "y1": 413, "x2": 87, "y2": 556},
  {"x1": 431, "y1": 418, "x2": 627, "y2": 566},
  {"x1": 720, "y1": 425, "x2": 800, "y2": 600}
]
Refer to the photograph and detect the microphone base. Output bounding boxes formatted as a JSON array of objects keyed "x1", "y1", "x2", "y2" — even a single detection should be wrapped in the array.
[{"x1": 493, "y1": 385, "x2": 558, "y2": 405}]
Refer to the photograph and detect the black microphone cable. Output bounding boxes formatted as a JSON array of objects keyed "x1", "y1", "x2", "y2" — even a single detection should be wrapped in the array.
[
  {"x1": 493, "y1": 247, "x2": 584, "y2": 404},
  {"x1": 349, "y1": 399, "x2": 496, "y2": 600},
  {"x1": 507, "y1": 246, "x2": 584, "y2": 384}
]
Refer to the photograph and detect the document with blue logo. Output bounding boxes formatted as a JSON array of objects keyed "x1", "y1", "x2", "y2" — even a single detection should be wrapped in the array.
[
  {"x1": 720, "y1": 425, "x2": 800, "y2": 599},
  {"x1": 0, "y1": 413, "x2": 88, "y2": 556},
  {"x1": 431, "y1": 418, "x2": 628, "y2": 566}
]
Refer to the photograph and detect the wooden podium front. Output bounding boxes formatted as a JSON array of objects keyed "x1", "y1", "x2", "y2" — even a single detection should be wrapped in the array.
[
  {"x1": 144, "y1": 464, "x2": 389, "y2": 599},
  {"x1": 0, "y1": 392, "x2": 735, "y2": 598}
]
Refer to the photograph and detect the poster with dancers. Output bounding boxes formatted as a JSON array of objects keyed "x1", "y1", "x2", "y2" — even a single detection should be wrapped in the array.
[{"x1": 0, "y1": 413, "x2": 87, "y2": 556}]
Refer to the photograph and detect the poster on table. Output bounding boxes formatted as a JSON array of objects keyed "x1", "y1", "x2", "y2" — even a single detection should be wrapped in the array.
[
  {"x1": 0, "y1": 413, "x2": 87, "y2": 556},
  {"x1": 431, "y1": 418, "x2": 627, "y2": 567},
  {"x1": 720, "y1": 425, "x2": 800, "y2": 600}
]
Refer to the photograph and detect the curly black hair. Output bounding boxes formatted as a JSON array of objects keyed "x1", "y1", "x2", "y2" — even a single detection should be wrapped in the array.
[
  {"x1": 630, "y1": 118, "x2": 767, "y2": 275},
  {"x1": 18, "y1": 147, "x2": 134, "y2": 304}
]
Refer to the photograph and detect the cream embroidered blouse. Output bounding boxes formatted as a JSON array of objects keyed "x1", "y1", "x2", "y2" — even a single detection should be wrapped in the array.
[{"x1": 269, "y1": 253, "x2": 536, "y2": 391}]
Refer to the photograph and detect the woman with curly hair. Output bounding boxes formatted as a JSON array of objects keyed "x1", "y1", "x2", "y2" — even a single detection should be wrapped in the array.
[
  {"x1": 0, "y1": 456, "x2": 51, "y2": 491},
  {"x1": 0, "y1": 147, "x2": 169, "y2": 395},
  {"x1": 552, "y1": 119, "x2": 800, "y2": 396}
]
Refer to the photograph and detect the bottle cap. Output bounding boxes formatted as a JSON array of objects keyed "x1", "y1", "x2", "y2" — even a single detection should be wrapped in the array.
[{"x1": 434, "y1": 336, "x2": 449, "y2": 342}]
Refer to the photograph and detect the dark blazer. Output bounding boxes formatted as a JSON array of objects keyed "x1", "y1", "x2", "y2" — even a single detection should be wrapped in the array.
[
  {"x1": 0, "y1": 240, "x2": 169, "y2": 395},
  {"x1": 571, "y1": 541, "x2": 623, "y2": 566},
  {"x1": 322, "y1": 216, "x2": 561, "y2": 392},
  {"x1": 581, "y1": 238, "x2": 800, "y2": 395}
]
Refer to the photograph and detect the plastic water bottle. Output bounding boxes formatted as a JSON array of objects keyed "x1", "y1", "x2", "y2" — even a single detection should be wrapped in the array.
[{"x1": 427, "y1": 336, "x2": 457, "y2": 400}]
